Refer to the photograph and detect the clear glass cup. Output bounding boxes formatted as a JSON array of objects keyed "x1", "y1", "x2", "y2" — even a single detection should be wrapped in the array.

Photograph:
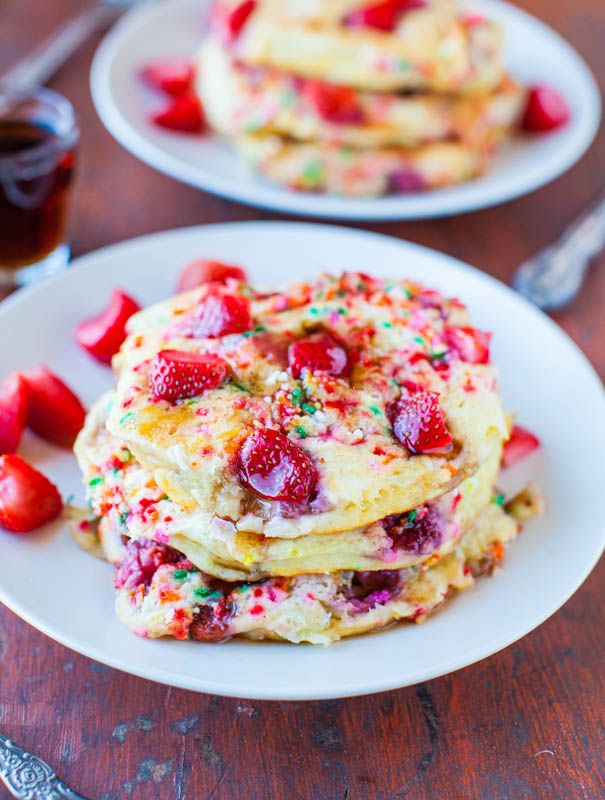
[{"x1": 0, "y1": 88, "x2": 79, "y2": 287}]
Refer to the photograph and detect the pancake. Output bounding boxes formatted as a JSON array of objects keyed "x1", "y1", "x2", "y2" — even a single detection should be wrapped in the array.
[
  {"x1": 197, "y1": 36, "x2": 524, "y2": 150},
  {"x1": 76, "y1": 394, "x2": 503, "y2": 579},
  {"x1": 216, "y1": 0, "x2": 503, "y2": 93},
  {"x1": 101, "y1": 272, "x2": 508, "y2": 538},
  {"x1": 102, "y1": 500, "x2": 521, "y2": 644}
]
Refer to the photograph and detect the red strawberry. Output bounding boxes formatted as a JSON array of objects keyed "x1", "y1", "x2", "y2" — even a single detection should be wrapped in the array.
[
  {"x1": 389, "y1": 168, "x2": 426, "y2": 193},
  {"x1": 344, "y1": 0, "x2": 425, "y2": 31},
  {"x1": 224, "y1": 0, "x2": 256, "y2": 40},
  {"x1": 149, "y1": 350, "x2": 229, "y2": 401},
  {"x1": 0, "y1": 455, "x2": 62, "y2": 533},
  {"x1": 390, "y1": 390, "x2": 453, "y2": 454},
  {"x1": 0, "y1": 374, "x2": 29, "y2": 454},
  {"x1": 522, "y1": 85, "x2": 570, "y2": 132},
  {"x1": 238, "y1": 428, "x2": 318, "y2": 503},
  {"x1": 288, "y1": 332, "x2": 351, "y2": 378},
  {"x1": 173, "y1": 293, "x2": 253, "y2": 339},
  {"x1": 140, "y1": 58, "x2": 194, "y2": 96},
  {"x1": 23, "y1": 367, "x2": 86, "y2": 448},
  {"x1": 502, "y1": 425, "x2": 540, "y2": 468},
  {"x1": 304, "y1": 81, "x2": 364, "y2": 124},
  {"x1": 176, "y1": 260, "x2": 247, "y2": 293},
  {"x1": 152, "y1": 92, "x2": 205, "y2": 133},
  {"x1": 445, "y1": 325, "x2": 491, "y2": 364},
  {"x1": 76, "y1": 290, "x2": 141, "y2": 365}
]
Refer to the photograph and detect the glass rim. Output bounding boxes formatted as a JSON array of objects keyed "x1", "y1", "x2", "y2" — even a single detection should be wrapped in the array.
[{"x1": 0, "y1": 87, "x2": 80, "y2": 168}]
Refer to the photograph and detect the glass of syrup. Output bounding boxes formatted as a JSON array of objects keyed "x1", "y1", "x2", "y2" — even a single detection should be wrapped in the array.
[{"x1": 0, "y1": 88, "x2": 79, "y2": 287}]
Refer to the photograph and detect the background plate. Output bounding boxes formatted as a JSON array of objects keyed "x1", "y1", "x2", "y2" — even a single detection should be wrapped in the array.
[
  {"x1": 90, "y1": 0, "x2": 601, "y2": 220},
  {"x1": 0, "y1": 222, "x2": 604, "y2": 699}
]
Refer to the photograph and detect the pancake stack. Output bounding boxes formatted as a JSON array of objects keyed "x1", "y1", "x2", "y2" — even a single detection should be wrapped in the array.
[
  {"x1": 75, "y1": 270, "x2": 541, "y2": 644},
  {"x1": 195, "y1": 0, "x2": 526, "y2": 196}
]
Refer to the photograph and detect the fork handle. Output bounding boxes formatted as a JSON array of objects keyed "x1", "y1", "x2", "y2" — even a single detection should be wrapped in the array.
[
  {"x1": 514, "y1": 194, "x2": 605, "y2": 310},
  {"x1": 0, "y1": 735, "x2": 88, "y2": 799}
]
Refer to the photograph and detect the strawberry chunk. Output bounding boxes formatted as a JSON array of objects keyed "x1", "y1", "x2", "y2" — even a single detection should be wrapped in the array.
[
  {"x1": 502, "y1": 425, "x2": 540, "y2": 468},
  {"x1": 76, "y1": 290, "x2": 141, "y2": 365},
  {"x1": 149, "y1": 350, "x2": 229, "y2": 402},
  {"x1": 115, "y1": 537, "x2": 182, "y2": 590},
  {"x1": 445, "y1": 325, "x2": 491, "y2": 364},
  {"x1": 288, "y1": 332, "x2": 351, "y2": 378},
  {"x1": 224, "y1": 0, "x2": 257, "y2": 40},
  {"x1": 140, "y1": 58, "x2": 194, "y2": 96},
  {"x1": 522, "y1": 85, "x2": 570, "y2": 133},
  {"x1": 23, "y1": 367, "x2": 86, "y2": 448},
  {"x1": 238, "y1": 428, "x2": 318, "y2": 503},
  {"x1": 304, "y1": 81, "x2": 364, "y2": 124},
  {"x1": 390, "y1": 390, "x2": 453, "y2": 455},
  {"x1": 344, "y1": 0, "x2": 425, "y2": 31},
  {"x1": 0, "y1": 455, "x2": 62, "y2": 533},
  {"x1": 0, "y1": 374, "x2": 29, "y2": 454},
  {"x1": 152, "y1": 92, "x2": 205, "y2": 133},
  {"x1": 173, "y1": 293, "x2": 253, "y2": 339},
  {"x1": 176, "y1": 260, "x2": 247, "y2": 293}
]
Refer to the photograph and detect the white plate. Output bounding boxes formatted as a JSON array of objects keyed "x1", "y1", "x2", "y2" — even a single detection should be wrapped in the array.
[
  {"x1": 1, "y1": 222, "x2": 604, "y2": 699},
  {"x1": 90, "y1": 0, "x2": 600, "y2": 221}
]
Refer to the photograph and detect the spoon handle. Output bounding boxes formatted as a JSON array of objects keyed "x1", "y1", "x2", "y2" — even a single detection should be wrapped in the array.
[
  {"x1": 0, "y1": 734, "x2": 88, "y2": 799},
  {"x1": 514, "y1": 194, "x2": 605, "y2": 310}
]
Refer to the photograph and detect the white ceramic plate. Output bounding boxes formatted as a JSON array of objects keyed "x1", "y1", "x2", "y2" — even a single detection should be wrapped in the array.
[
  {"x1": 1, "y1": 222, "x2": 604, "y2": 699},
  {"x1": 90, "y1": 0, "x2": 600, "y2": 221}
]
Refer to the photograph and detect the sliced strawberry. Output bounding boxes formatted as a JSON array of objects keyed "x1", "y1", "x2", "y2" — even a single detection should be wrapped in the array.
[
  {"x1": 304, "y1": 81, "x2": 364, "y2": 124},
  {"x1": 445, "y1": 325, "x2": 491, "y2": 364},
  {"x1": 149, "y1": 350, "x2": 229, "y2": 402},
  {"x1": 173, "y1": 293, "x2": 253, "y2": 339},
  {"x1": 23, "y1": 367, "x2": 86, "y2": 448},
  {"x1": 502, "y1": 425, "x2": 540, "y2": 468},
  {"x1": 288, "y1": 332, "x2": 351, "y2": 378},
  {"x1": 176, "y1": 260, "x2": 247, "y2": 293},
  {"x1": 0, "y1": 374, "x2": 29, "y2": 454},
  {"x1": 522, "y1": 85, "x2": 570, "y2": 133},
  {"x1": 76, "y1": 290, "x2": 141, "y2": 365},
  {"x1": 0, "y1": 455, "x2": 62, "y2": 533},
  {"x1": 390, "y1": 390, "x2": 453, "y2": 454},
  {"x1": 152, "y1": 92, "x2": 205, "y2": 133},
  {"x1": 344, "y1": 0, "x2": 425, "y2": 31},
  {"x1": 224, "y1": 0, "x2": 257, "y2": 41},
  {"x1": 238, "y1": 428, "x2": 318, "y2": 502},
  {"x1": 115, "y1": 537, "x2": 181, "y2": 590},
  {"x1": 140, "y1": 58, "x2": 194, "y2": 96}
]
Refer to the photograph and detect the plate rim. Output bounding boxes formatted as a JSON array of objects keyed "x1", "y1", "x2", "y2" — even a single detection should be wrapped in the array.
[
  {"x1": 1, "y1": 220, "x2": 604, "y2": 700},
  {"x1": 89, "y1": 0, "x2": 602, "y2": 222}
]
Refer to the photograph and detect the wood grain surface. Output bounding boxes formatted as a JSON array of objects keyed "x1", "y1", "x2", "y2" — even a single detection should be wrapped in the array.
[{"x1": 0, "y1": 2, "x2": 603, "y2": 799}]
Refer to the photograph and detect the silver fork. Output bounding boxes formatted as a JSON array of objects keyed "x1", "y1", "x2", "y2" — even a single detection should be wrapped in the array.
[
  {"x1": 0, "y1": 0, "x2": 147, "y2": 115},
  {"x1": 514, "y1": 194, "x2": 605, "y2": 310},
  {"x1": 0, "y1": 734, "x2": 88, "y2": 800}
]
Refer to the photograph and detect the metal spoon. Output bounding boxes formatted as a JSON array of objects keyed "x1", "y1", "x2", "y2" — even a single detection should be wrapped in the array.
[
  {"x1": 0, "y1": 0, "x2": 147, "y2": 116},
  {"x1": 514, "y1": 193, "x2": 605, "y2": 310},
  {"x1": 0, "y1": 734, "x2": 88, "y2": 799}
]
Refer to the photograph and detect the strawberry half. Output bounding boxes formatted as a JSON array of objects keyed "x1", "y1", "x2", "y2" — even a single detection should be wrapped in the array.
[
  {"x1": 238, "y1": 428, "x2": 318, "y2": 503},
  {"x1": 173, "y1": 293, "x2": 253, "y2": 339},
  {"x1": 0, "y1": 374, "x2": 29, "y2": 454},
  {"x1": 390, "y1": 390, "x2": 453, "y2": 455},
  {"x1": 176, "y1": 260, "x2": 247, "y2": 293},
  {"x1": 522, "y1": 85, "x2": 570, "y2": 133},
  {"x1": 502, "y1": 425, "x2": 540, "y2": 468},
  {"x1": 224, "y1": 0, "x2": 257, "y2": 41},
  {"x1": 140, "y1": 58, "x2": 194, "y2": 96},
  {"x1": 23, "y1": 367, "x2": 86, "y2": 448},
  {"x1": 0, "y1": 455, "x2": 62, "y2": 533},
  {"x1": 304, "y1": 81, "x2": 364, "y2": 124},
  {"x1": 76, "y1": 290, "x2": 141, "y2": 365},
  {"x1": 152, "y1": 92, "x2": 205, "y2": 133},
  {"x1": 288, "y1": 332, "x2": 351, "y2": 378},
  {"x1": 445, "y1": 325, "x2": 491, "y2": 364},
  {"x1": 344, "y1": 0, "x2": 426, "y2": 31},
  {"x1": 149, "y1": 350, "x2": 229, "y2": 402}
]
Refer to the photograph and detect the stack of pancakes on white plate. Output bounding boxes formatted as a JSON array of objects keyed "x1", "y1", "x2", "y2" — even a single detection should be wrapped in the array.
[
  {"x1": 75, "y1": 270, "x2": 541, "y2": 644},
  {"x1": 195, "y1": 0, "x2": 526, "y2": 196}
]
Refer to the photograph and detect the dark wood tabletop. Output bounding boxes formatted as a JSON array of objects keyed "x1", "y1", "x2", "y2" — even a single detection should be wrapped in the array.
[{"x1": 1, "y1": 2, "x2": 604, "y2": 799}]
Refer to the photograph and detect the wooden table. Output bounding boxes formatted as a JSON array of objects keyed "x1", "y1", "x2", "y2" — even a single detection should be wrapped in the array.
[{"x1": 1, "y1": 2, "x2": 603, "y2": 798}]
